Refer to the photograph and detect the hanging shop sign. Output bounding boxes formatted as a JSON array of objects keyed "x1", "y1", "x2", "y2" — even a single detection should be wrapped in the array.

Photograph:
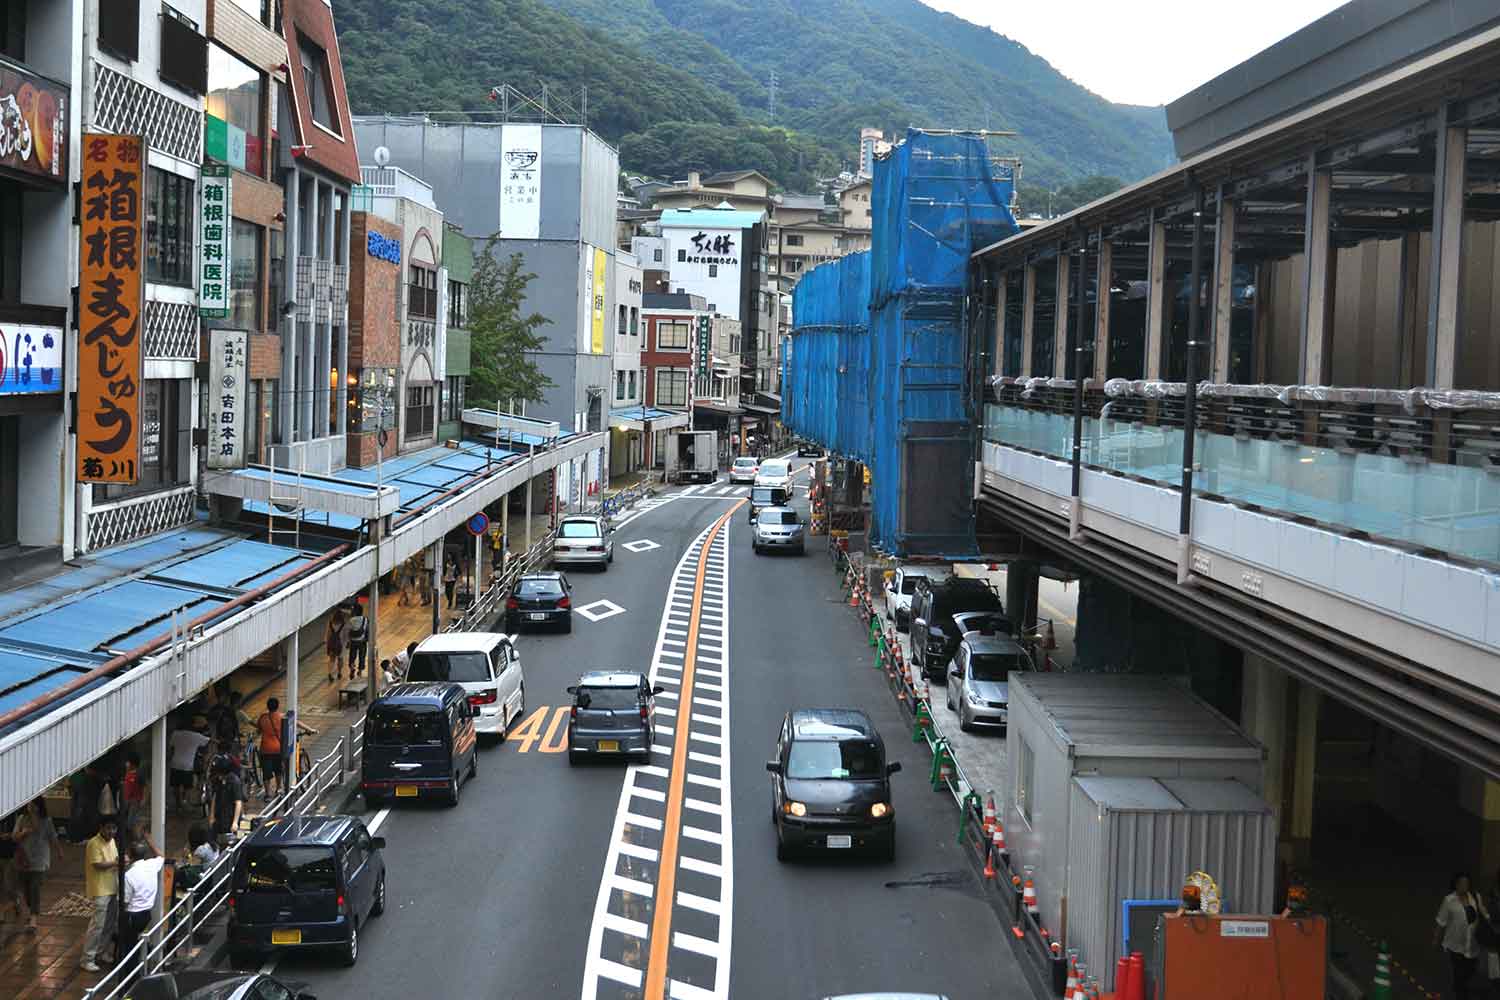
[
  {"x1": 695, "y1": 316, "x2": 711, "y2": 378},
  {"x1": 499, "y1": 123, "x2": 542, "y2": 240},
  {"x1": 0, "y1": 322, "x2": 62, "y2": 395},
  {"x1": 78, "y1": 133, "x2": 144, "y2": 484},
  {"x1": 208, "y1": 328, "x2": 247, "y2": 469},
  {"x1": 0, "y1": 58, "x2": 68, "y2": 185},
  {"x1": 590, "y1": 247, "x2": 607, "y2": 355},
  {"x1": 199, "y1": 163, "x2": 232, "y2": 318}
]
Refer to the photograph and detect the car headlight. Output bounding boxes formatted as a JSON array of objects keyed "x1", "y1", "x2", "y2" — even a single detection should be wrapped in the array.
[
  {"x1": 784, "y1": 801, "x2": 807, "y2": 817},
  {"x1": 870, "y1": 802, "x2": 890, "y2": 818},
  {"x1": 965, "y1": 687, "x2": 984, "y2": 705}
]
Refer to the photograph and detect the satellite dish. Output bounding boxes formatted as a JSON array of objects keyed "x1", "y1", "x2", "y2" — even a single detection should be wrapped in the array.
[{"x1": 373, "y1": 146, "x2": 391, "y2": 167}]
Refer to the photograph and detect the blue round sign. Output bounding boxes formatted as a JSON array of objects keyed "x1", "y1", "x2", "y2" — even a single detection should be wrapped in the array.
[{"x1": 466, "y1": 512, "x2": 490, "y2": 537}]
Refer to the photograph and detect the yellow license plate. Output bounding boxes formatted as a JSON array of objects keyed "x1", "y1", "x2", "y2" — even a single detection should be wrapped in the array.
[
  {"x1": 598, "y1": 740, "x2": 619, "y2": 752},
  {"x1": 395, "y1": 785, "x2": 419, "y2": 797},
  {"x1": 271, "y1": 929, "x2": 302, "y2": 945}
]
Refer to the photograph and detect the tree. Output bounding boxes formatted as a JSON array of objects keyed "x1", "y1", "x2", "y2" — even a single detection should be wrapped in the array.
[{"x1": 466, "y1": 243, "x2": 554, "y2": 411}]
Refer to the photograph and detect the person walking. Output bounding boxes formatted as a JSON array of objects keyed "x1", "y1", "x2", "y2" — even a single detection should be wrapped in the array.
[
  {"x1": 325, "y1": 606, "x2": 347, "y2": 683},
  {"x1": 398, "y1": 556, "x2": 414, "y2": 607},
  {"x1": 442, "y1": 555, "x2": 458, "y2": 610},
  {"x1": 1437, "y1": 871, "x2": 1489, "y2": 999},
  {"x1": 118, "y1": 839, "x2": 165, "y2": 967},
  {"x1": 207, "y1": 756, "x2": 245, "y2": 847},
  {"x1": 255, "y1": 699, "x2": 285, "y2": 799},
  {"x1": 168, "y1": 720, "x2": 210, "y2": 814},
  {"x1": 346, "y1": 602, "x2": 370, "y2": 678},
  {"x1": 0, "y1": 809, "x2": 21, "y2": 924},
  {"x1": 120, "y1": 752, "x2": 146, "y2": 840},
  {"x1": 13, "y1": 797, "x2": 59, "y2": 933},
  {"x1": 392, "y1": 641, "x2": 417, "y2": 680},
  {"x1": 79, "y1": 815, "x2": 119, "y2": 972}
]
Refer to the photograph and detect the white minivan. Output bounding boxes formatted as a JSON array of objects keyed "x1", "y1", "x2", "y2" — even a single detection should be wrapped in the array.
[{"x1": 405, "y1": 632, "x2": 525, "y2": 739}]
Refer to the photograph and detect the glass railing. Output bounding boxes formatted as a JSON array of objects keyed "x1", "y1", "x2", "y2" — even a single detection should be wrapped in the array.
[{"x1": 983, "y1": 395, "x2": 1500, "y2": 565}]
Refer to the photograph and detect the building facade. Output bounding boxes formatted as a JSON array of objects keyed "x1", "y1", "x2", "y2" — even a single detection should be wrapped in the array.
[
  {"x1": 439, "y1": 221, "x2": 472, "y2": 443},
  {"x1": 345, "y1": 207, "x2": 401, "y2": 467}
]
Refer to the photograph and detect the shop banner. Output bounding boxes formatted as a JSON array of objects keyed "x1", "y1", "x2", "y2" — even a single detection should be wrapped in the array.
[
  {"x1": 199, "y1": 164, "x2": 232, "y2": 318},
  {"x1": 499, "y1": 123, "x2": 542, "y2": 239},
  {"x1": 591, "y1": 247, "x2": 607, "y2": 355},
  {"x1": 78, "y1": 133, "x2": 144, "y2": 484},
  {"x1": 0, "y1": 322, "x2": 63, "y2": 394},
  {"x1": 696, "y1": 316, "x2": 711, "y2": 378},
  {"x1": 0, "y1": 58, "x2": 68, "y2": 185},
  {"x1": 208, "y1": 329, "x2": 247, "y2": 469}
]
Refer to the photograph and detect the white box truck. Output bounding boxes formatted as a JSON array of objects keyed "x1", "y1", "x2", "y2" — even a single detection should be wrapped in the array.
[{"x1": 665, "y1": 430, "x2": 717, "y2": 484}]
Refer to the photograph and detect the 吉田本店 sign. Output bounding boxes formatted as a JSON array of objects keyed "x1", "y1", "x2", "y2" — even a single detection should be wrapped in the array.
[
  {"x1": 208, "y1": 329, "x2": 247, "y2": 469},
  {"x1": 199, "y1": 163, "x2": 232, "y2": 318},
  {"x1": 499, "y1": 123, "x2": 542, "y2": 240},
  {"x1": 78, "y1": 133, "x2": 144, "y2": 484}
]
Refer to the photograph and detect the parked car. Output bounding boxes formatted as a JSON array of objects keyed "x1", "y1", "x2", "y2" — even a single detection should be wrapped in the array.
[
  {"x1": 729, "y1": 456, "x2": 760, "y2": 483},
  {"x1": 796, "y1": 440, "x2": 824, "y2": 458},
  {"x1": 945, "y1": 632, "x2": 1034, "y2": 732},
  {"x1": 133, "y1": 971, "x2": 316, "y2": 1000},
  {"x1": 360, "y1": 682, "x2": 479, "y2": 807},
  {"x1": 754, "y1": 458, "x2": 792, "y2": 489},
  {"x1": 766, "y1": 708, "x2": 900, "y2": 862},
  {"x1": 505, "y1": 572, "x2": 573, "y2": 633},
  {"x1": 228, "y1": 814, "x2": 386, "y2": 968},
  {"x1": 749, "y1": 485, "x2": 790, "y2": 523},
  {"x1": 406, "y1": 632, "x2": 524, "y2": 740},
  {"x1": 883, "y1": 565, "x2": 951, "y2": 632},
  {"x1": 566, "y1": 671, "x2": 663, "y2": 764},
  {"x1": 553, "y1": 514, "x2": 613, "y2": 569},
  {"x1": 752, "y1": 506, "x2": 806, "y2": 554},
  {"x1": 910, "y1": 576, "x2": 1005, "y2": 681},
  {"x1": 952, "y1": 610, "x2": 1012, "y2": 640}
]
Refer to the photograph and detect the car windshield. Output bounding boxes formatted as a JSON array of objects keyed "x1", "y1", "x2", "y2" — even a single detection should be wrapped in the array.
[
  {"x1": 238, "y1": 846, "x2": 339, "y2": 893},
  {"x1": 559, "y1": 521, "x2": 601, "y2": 539},
  {"x1": 407, "y1": 651, "x2": 490, "y2": 683},
  {"x1": 761, "y1": 510, "x2": 798, "y2": 526},
  {"x1": 959, "y1": 614, "x2": 1008, "y2": 635},
  {"x1": 759, "y1": 462, "x2": 788, "y2": 477},
  {"x1": 518, "y1": 578, "x2": 563, "y2": 598},
  {"x1": 576, "y1": 686, "x2": 639, "y2": 710},
  {"x1": 752, "y1": 488, "x2": 782, "y2": 505},
  {"x1": 969, "y1": 652, "x2": 1028, "y2": 682},
  {"x1": 366, "y1": 706, "x2": 446, "y2": 746},
  {"x1": 786, "y1": 739, "x2": 884, "y2": 780},
  {"x1": 734, "y1": 458, "x2": 757, "y2": 468},
  {"x1": 900, "y1": 576, "x2": 923, "y2": 595}
]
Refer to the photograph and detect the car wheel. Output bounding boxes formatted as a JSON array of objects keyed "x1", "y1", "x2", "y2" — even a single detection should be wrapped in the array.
[
  {"x1": 946, "y1": 685, "x2": 955, "y2": 712},
  {"x1": 371, "y1": 873, "x2": 386, "y2": 916},
  {"x1": 881, "y1": 829, "x2": 896, "y2": 863},
  {"x1": 563, "y1": 616, "x2": 573, "y2": 634},
  {"x1": 959, "y1": 704, "x2": 975, "y2": 733},
  {"x1": 446, "y1": 772, "x2": 461, "y2": 807},
  {"x1": 568, "y1": 750, "x2": 581, "y2": 766},
  {"x1": 775, "y1": 825, "x2": 791, "y2": 863},
  {"x1": 470, "y1": 748, "x2": 479, "y2": 780},
  {"x1": 229, "y1": 947, "x2": 257, "y2": 968},
  {"x1": 342, "y1": 920, "x2": 359, "y2": 966}
]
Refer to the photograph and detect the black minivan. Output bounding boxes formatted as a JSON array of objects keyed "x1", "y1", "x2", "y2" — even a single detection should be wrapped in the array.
[
  {"x1": 910, "y1": 577, "x2": 1005, "y2": 682},
  {"x1": 361, "y1": 683, "x2": 479, "y2": 807},
  {"x1": 228, "y1": 814, "x2": 385, "y2": 967},
  {"x1": 767, "y1": 708, "x2": 901, "y2": 862}
]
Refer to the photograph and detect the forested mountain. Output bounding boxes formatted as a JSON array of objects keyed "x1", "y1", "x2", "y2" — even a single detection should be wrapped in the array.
[{"x1": 335, "y1": 0, "x2": 1174, "y2": 191}]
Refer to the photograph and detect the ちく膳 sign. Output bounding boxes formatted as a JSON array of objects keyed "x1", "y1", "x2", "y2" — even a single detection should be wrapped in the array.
[{"x1": 78, "y1": 133, "x2": 144, "y2": 484}]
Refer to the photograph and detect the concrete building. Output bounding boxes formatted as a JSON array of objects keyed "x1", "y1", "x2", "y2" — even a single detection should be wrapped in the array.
[
  {"x1": 349, "y1": 117, "x2": 619, "y2": 436},
  {"x1": 607, "y1": 250, "x2": 647, "y2": 477},
  {"x1": 839, "y1": 178, "x2": 873, "y2": 252},
  {"x1": 440, "y1": 222, "x2": 473, "y2": 443}
]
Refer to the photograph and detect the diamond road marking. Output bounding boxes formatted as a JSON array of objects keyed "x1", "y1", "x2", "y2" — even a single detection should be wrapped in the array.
[
  {"x1": 623, "y1": 538, "x2": 661, "y2": 553},
  {"x1": 576, "y1": 599, "x2": 626, "y2": 622}
]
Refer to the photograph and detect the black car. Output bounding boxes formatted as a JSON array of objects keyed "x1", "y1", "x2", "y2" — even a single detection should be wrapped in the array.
[
  {"x1": 796, "y1": 441, "x2": 824, "y2": 457},
  {"x1": 749, "y1": 485, "x2": 790, "y2": 523},
  {"x1": 910, "y1": 577, "x2": 1005, "y2": 682},
  {"x1": 361, "y1": 682, "x2": 479, "y2": 807},
  {"x1": 228, "y1": 815, "x2": 386, "y2": 968},
  {"x1": 567, "y1": 671, "x2": 663, "y2": 764},
  {"x1": 506, "y1": 572, "x2": 573, "y2": 633},
  {"x1": 132, "y1": 971, "x2": 314, "y2": 1000},
  {"x1": 767, "y1": 708, "x2": 900, "y2": 861}
]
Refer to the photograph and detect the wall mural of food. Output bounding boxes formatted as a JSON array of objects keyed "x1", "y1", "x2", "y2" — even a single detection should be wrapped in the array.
[{"x1": 0, "y1": 63, "x2": 67, "y2": 181}]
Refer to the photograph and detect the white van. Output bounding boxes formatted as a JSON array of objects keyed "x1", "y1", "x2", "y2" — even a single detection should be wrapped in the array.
[{"x1": 405, "y1": 632, "x2": 525, "y2": 739}]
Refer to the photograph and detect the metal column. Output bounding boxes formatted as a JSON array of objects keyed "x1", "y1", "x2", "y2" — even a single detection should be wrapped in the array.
[
  {"x1": 149, "y1": 717, "x2": 166, "y2": 906},
  {"x1": 1053, "y1": 252, "x2": 1071, "y2": 378},
  {"x1": 338, "y1": 189, "x2": 351, "y2": 436},
  {"x1": 1177, "y1": 187, "x2": 1206, "y2": 584},
  {"x1": 992, "y1": 270, "x2": 1008, "y2": 377},
  {"x1": 1299, "y1": 160, "x2": 1335, "y2": 385},
  {"x1": 301, "y1": 180, "x2": 320, "y2": 441},
  {"x1": 1070, "y1": 238, "x2": 1088, "y2": 541},
  {"x1": 1210, "y1": 189, "x2": 1237, "y2": 383},
  {"x1": 1144, "y1": 213, "x2": 1167, "y2": 380},
  {"x1": 1427, "y1": 111, "x2": 1467, "y2": 389},
  {"x1": 283, "y1": 630, "x2": 299, "y2": 784},
  {"x1": 430, "y1": 540, "x2": 441, "y2": 635},
  {"x1": 281, "y1": 169, "x2": 300, "y2": 443},
  {"x1": 1019, "y1": 263, "x2": 1037, "y2": 377},
  {"x1": 367, "y1": 516, "x2": 382, "y2": 703},
  {"x1": 1092, "y1": 233, "x2": 1112, "y2": 383}
]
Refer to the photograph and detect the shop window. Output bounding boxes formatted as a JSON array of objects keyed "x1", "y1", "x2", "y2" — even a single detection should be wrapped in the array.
[
  {"x1": 406, "y1": 383, "x2": 434, "y2": 437},
  {"x1": 656, "y1": 369, "x2": 688, "y2": 407},
  {"x1": 617, "y1": 304, "x2": 627, "y2": 337},
  {"x1": 408, "y1": 266, "x2": 437, "y2": 319},
  {"x1": 98, "y1": 0, "x2": 140, "y2": 62},
  {"x1": 630, "y1": 307, "x2": 638, "y2": 336},
  {"x1": 785, "y1": 234, "x2": 803, "y2": 247},
  {"x1": 628, "y1": 370, "x2": 636, "y2": 400},
  {"x1": 206, "y1": 45, "x2": 266, "y2": 176},
  {"x1": 207, "y1": 219, "x2": 263, "y2": 332},
  {"x1": 615, "y1": 371, "x2": 625, "y2": 401},
  {"x1": 146, "y1": 167, "x2": 194, "y2": 286},
  {"x1": 95, "y1": 379, "x2": 190, "y2": 500},
  {"x1": 159, "y1": 6, "x2": 207, "y2": 96},
  {"x1": 245, "y1": 379, "x2": 260, "y2": 463},
  {"x1": 298, "y1": 33, "x2": 339, "y2": 134},
  {"x1": 446, "y1": 279, "x2": 466, "y2": 328},
  {"x1": 442, "y1": 375, "x2": 465, "y2": 421},
  {"x1": 653, "y1": 248, "x2": 662, "y2": 262},
  {"x1": 657, "y1": 320, "x2": 690, "y2": 350},
  {"x1": 225, "y1": 0, "x2": 270, "y2": 24},
  {"x1": 1016, "y1": 738, "x2": 1035, "y2": 826},
  {"x1": 676, "y1": 249, "x2": 686, "y2": 263}
]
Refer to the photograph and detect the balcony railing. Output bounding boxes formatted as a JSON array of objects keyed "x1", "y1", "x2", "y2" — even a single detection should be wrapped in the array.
[
  {"x1": 983, "y1": 378, "x2": 1500, "y2": 566},
  {"x1": 359, "y1": 165, "x2": 436, "y2": 209}
]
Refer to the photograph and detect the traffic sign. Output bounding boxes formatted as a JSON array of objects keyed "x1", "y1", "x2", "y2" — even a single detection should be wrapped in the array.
[{"x1": 466, "y1": 512, "x2": 490, "y2": 536}]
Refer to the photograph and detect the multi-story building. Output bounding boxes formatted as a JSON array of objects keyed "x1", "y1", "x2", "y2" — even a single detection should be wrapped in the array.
[
  {"x1": 345, "y1": 206, "x2": 401, "y2": 467},
  {"x1": 641, "y1": 292, "x2": 704, "y2": 465},
  {"x1": 607, "y1": 250, "x2": 647, "y2": 477},
  {"x1": 839, "y1": 178, "x2": 873, "y2": 253},
  {"x1": 439, "y1": 222, "x2": 473, "y2": 443}
]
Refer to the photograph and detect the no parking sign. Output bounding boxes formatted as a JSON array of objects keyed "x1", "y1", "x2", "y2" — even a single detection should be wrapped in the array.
[{"x1": 466, "y1": 512, "x2": 490, "y2": 537}]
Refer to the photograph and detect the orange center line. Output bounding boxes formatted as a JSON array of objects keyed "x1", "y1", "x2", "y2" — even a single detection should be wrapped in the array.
[{"x1": 644, "y1": 501, "x2": 744, "y2": 1000}]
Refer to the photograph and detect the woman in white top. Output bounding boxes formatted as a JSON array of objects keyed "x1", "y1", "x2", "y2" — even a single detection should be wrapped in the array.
[
  {"x1": 119, "y1": 839, "x2": 166, "y2": 964},
  {"x1": 1436, "y1": 871, "x2": 1489, "y2": 999}
]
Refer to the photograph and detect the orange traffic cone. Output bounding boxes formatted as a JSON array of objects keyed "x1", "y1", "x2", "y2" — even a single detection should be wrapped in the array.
[
  {"x1": 1064, "y1": 961, "x2": 1080, "y2": 1000},
  {"x1": 1022, "y1": 878, "x2": 1039, "y2": 917},
  {"x1": 982, "y1": 794, "x2": 997, "y2": 835},
  {"x1": 982, "y1": 843, "x2": 997, "y2": 880},
  {"x1": 992, "y1": 824, "x2": 1006, "y2": 860}
]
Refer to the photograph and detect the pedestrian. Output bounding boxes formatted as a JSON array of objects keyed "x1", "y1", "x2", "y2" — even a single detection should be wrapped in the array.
[
  {"x1": 0, "y1": 809, "x2": 21, "y2": 924},
  {"x1": 120, "y1": 751, "x2": 146, "y2": 839},
  {"x1": 13, "y1": 797, "x2": 59, "y2": 933},
  {"x1": 186, "y1": 823, "x2": 219, "y2": 868},
  {"x1": 1437, "y1": 871, "x2": 1489, "y2": 999},
  {"x1": 255, "y1": 698, "x2": 285, "y2": 799},
  {"x1": 346, "y1": 602, "x2": 370, "y2": 677},
  {"x1": 79, "y1": 815, "x2": 119, "y2": 972},
  {"x1": 167, "y1": 720, "x2": 210, "y2": 814},
  {"x1": 379, "y1": 658, "x2": 397, "y2": 691},
  {"x1": 96, "y1": 765, "x2": 119, "y2": 834},
  {"x1": 207, "y1": 756, "x2": 245, "y2": 847},
  {"x1": 325, "y1": 606, "x2": 347, "y2": 682},
  {"x1": 398, "y1": 557, "x2": 413, "y2": 607},
  {"x1": 443, "y1": 555, "x2": 458, "y2": 609},
  {"x1": 418, "y1": 553, "x2": 433, "y2": 606},
  {"x1": 392, "y1": 641, "x2": 417, "y2": 679},
  {"x1": 118, "y1": 839, "x2": 165, "y2": 967},
  {"x1": 490, "y1": 524, "x2": 505, "y2": 573},
  {"x1": 67, "y1": 766, "x2": 101, "y2": 844}
]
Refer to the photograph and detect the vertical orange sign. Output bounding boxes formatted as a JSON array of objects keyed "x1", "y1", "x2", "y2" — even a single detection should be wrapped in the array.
[{"x1": 78, "y1": 133, "x2": 144, "y2": 483}]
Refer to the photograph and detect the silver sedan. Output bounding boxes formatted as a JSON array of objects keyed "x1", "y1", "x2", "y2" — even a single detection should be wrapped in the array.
[{"x1": 752, "y1": 506, "x2": 805, "y2": 554}]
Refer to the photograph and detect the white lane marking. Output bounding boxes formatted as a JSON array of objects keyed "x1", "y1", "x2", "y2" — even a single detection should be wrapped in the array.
[
  {"x1": 689, "y1": 750, "x2": 723, "y2": 766},
  {"x1": 576, "y1": 599, "x2": 627, "y2": 622},
  {"x1": 692, "y1": 696, "x2": 721, "y2": 709},
  {"x1": 674, "y1": 931, "x2": 723, "y2": 959},
  {"x1": 612, "y1": 874, "x2": 656, "y2": 898},
  {"x1": 679, "y1": 855, "x2": 723, "y2": 878},
  {"x1": 598, "y1": 957, "x2": 644, "y2": 988},
  {"x1": 623, "y1": 539, "x2": 661, "y2": 553},
  {"x1": 665, "y1": 627, "x2": 688, "y2": 637},
  {"x1": 604, "y1": 912, "x2": 650, "y2": 939},
  {"x1": 686, "y1": 773, "x2": 723, "y2": 791},
  {"x1": 684, "y1": 796, "x2": 722, "y2": 816},
  {"x1": 626, "y1": 811, "x2": 665, "y2": 831},
  {"x1": 656, "y1": 705, "x2": 677, "y2": 718},
  {"x1": 617, "y1": 842, "x2": 660, "y2": 864},
  {"x1": 656, "y1": 723, "x2": 675, "y2": 737},
  {"x1": 677, "y1": 891, "x2": 721, "y2": 915},
  {"x1": 670, "y1": 979, "x2": 717, "y2": 1000},
  {"x1": 638, "y1": 765, "x2": 671, "y2": 779},
  {"x1": 682, "y1": 824, "x2": 722, "y2": 845},
  {"x1": 631, "y1": 786, "x2": 667, "y2": 803},
  {"x1": 691, "y1": 731, "x2": 723, "y2": 746}
]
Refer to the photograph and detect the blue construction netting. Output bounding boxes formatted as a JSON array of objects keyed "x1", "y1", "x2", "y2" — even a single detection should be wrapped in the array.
[{"x1": 785, "y1": 129, "x2": 1017, "y2": 557}]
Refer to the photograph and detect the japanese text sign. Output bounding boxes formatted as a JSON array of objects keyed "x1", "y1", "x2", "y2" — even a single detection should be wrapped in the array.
[
  {"x1": 208, "y1": 329, "x2": 247, "y2": 469},
  {"x1": 78, "y1": 133, "x2": 144, "y2": 484},
  {"x1": 696, "y1": 316, "x2": 711, "y2": 378},
  {"x1": 199, "y1": 164, "x2": 232, "y2": 318}
]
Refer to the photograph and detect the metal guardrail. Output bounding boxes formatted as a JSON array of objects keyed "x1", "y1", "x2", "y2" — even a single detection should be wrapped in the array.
[{"x1": 84, "y1": 735, "x2": 357, "y2": 999}]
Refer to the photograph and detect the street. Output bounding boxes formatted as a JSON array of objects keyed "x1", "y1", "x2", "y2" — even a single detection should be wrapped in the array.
[{"x1": 261, "y1": 456, "x2": 1029, "y2": 1000}]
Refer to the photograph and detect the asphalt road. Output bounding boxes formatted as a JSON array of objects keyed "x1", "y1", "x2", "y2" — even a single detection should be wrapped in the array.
[{"x1": 252, "y1": 456, "x2": 1031, "y2": 1000}]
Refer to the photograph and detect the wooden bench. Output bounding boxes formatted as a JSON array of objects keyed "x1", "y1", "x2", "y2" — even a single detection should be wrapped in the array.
[{"x1": 338, "y1": 683, "x2": 369, "y2": 709}]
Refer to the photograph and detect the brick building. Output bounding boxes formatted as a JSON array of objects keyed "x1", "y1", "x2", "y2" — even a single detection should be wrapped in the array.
[{"x1": 346, "y1": 211, "x2": 403, "y2": 467}]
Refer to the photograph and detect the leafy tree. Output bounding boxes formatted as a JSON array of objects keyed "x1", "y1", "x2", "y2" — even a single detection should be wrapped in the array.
[{"x1": 466, "y1": 244, "x2": 554, "y2": 410}]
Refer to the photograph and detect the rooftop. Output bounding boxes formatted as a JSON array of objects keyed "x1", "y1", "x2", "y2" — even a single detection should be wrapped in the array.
[{"x1": 657, "y1": 207, "x2": 766, "y2": 230}]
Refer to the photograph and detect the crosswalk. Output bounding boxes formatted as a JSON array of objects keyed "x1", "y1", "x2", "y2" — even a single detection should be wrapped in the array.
[{"x1": 678, "y1": 483, "x2": 751, "y2": 497}]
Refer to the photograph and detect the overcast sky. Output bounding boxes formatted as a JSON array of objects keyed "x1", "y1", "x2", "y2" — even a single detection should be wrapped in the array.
[{"x1": 919, "y1": 0, "x2": 1350, "y2": 106}]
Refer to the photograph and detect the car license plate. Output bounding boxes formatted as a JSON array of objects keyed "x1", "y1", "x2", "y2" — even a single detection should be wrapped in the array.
[
  {"x1": 271, "y1": 929, "x2": 302, "y2": 945},
  {"x1": 395, "y1": 785, "x2": 418, "y2": 798},
  {"x1": 598, "y1": 740, "x2": 619, "y2": 752},
  {"x1": 826, "y1": 835, "x2": 853, "y2": 849},
  {"x1": 529, "y1": 613, "x2": 547, "y2": 621}
]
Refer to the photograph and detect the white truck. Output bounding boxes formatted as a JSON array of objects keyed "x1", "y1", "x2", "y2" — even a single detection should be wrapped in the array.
[{"x1": 664, "y1": 430, "x2": 718, "y2": 484}]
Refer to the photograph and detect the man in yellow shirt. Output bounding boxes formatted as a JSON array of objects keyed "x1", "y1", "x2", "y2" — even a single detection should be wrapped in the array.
[{"x1": 80, "y1": 815, "x2": 119, "y2": 971}]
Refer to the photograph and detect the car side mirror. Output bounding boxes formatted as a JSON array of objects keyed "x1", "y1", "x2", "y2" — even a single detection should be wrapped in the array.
[
  {"x1": 652, "y1": 685, "x2": 665, "y2": 695},
  {"x1": 370, "y1": 836, "x2": 386, "y2": 850},
  {"x1": 887, "y1": 762, "x2": 903, "y2": 775},
  {"x1": 765, "y1": 760, "x2": 782, "y2": 774},
  {"x1": 566, "y1": 686, "x2": 578, "y2": 695}
]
